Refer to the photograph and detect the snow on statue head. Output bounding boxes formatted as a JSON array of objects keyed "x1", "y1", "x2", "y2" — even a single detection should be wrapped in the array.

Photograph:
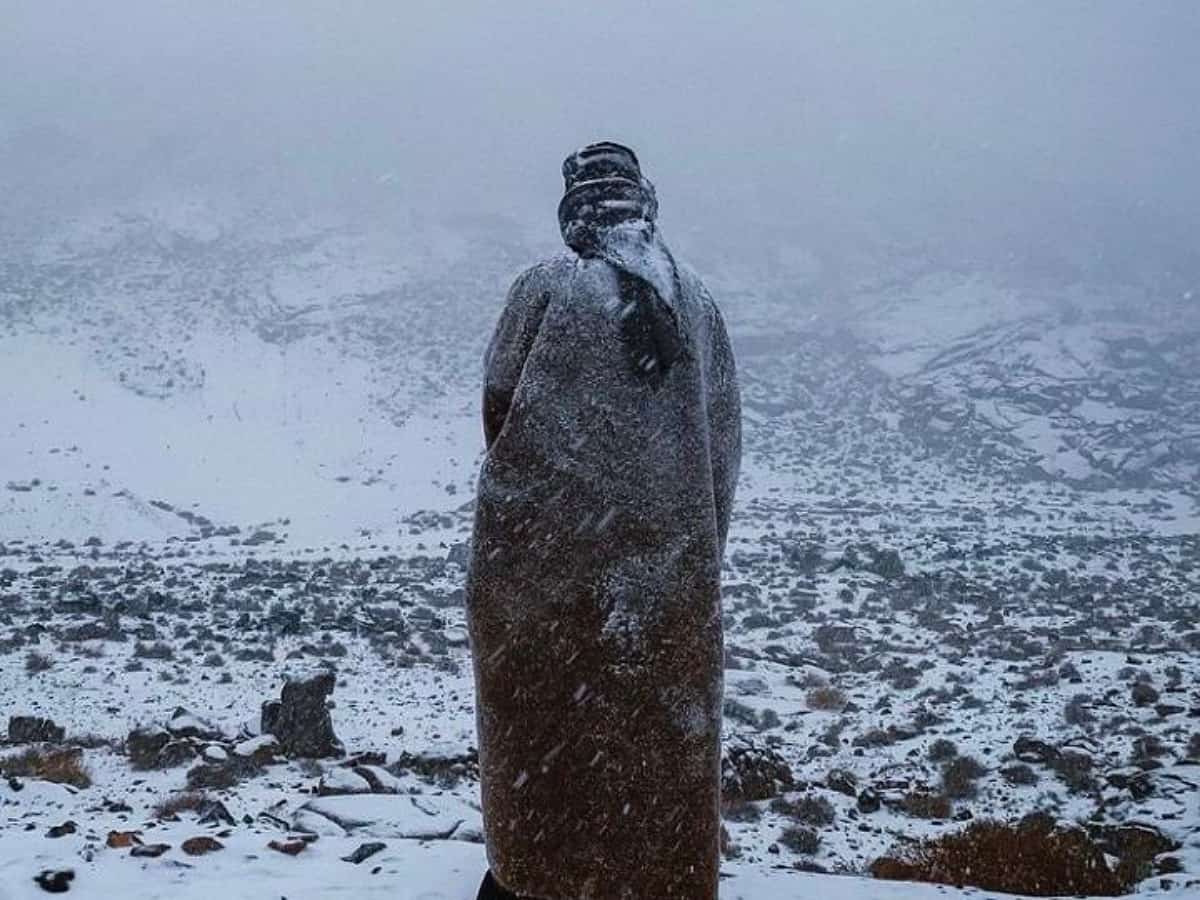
[{"x1": 557, "y1": 141, "x2": 659, "y2": 258}]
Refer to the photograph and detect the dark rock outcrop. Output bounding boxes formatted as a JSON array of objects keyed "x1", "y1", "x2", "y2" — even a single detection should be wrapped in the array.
[{"x1": 261, "y1": 671, "x2": 343, "y2": 758}]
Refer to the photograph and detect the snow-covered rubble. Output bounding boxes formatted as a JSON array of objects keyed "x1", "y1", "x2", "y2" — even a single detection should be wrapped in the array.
[{"x1": 1, "y1": 211, "x2": 1198, "y2": 898}]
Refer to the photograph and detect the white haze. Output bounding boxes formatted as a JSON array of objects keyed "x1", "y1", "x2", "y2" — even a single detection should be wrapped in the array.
[{"x1": 2, "y1": 0, "x2": 1198, "y2": 291}]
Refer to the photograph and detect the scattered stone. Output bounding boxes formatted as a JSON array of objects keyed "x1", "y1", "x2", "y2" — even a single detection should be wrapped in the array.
[
  {"x1": 181, "y1": 836, "x2": 224, "y2": 856},
  {"x1": 130, "y1": 844, "x2": 171, "y2": 858},
  {"x1": 261, "y1": 671, "x2": 344, "y2": 758},
  {"x1": 34, "y1": 870, "x2": 74, "y2": 893},
  {"x1": 46, "y1": 821, "x2": 77, "y2": 838},
  {"x1": 105, "y1": 830, "x2": 142, "y2": 849},
  {"x1": 268, "y1": 838, "x2": 309, "y2": 856},
  {"x1": 8, "y1": 716, "x2": 65, "y2": 744},
  {"x1": 196, "y1": 798, "x2": 236, "y2": 827},
  {"x1": 342, "y1": 841, "x2": 386, "y2": 864}
]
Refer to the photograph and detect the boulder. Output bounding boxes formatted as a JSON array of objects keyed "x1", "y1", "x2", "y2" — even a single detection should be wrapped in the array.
[{"x1": 261, "y1": 671, "x2": 343, "y2": 758}]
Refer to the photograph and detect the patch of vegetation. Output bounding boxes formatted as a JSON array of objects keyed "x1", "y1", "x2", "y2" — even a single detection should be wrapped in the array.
[
  {"x1": 901, "y1": 791, "x2": 952, "y2": 820},
  {"x1": 0, "y1": 747, "x2": 91, "y2": 788},
  {"x1": 779, "y1": 825, "x2": 821, "y2": 855},
  {"x1": 941, "y1": 755, "x2": 987, "y2": 799},
  {"x1": 927, "y1": 738, "x2": 958, "y2": 762},
  {"x1": 870, "y1": 817, "x2": 1134, "y2": 896},
  {"x1": 805, "y1": 686, "x2": 846, "y2": 711},
  {"x1": 25, "y1": 651, "x2": 53, "y2": 674},
  {"x1": 770, "y1": 792, "x2": 836, "y2": 826},
  {"x1": 153, "y1": 791, "x2": 209, "y2": 820}
]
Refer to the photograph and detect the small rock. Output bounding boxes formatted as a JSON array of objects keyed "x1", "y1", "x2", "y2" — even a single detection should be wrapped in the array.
[
  {"x1": 105, "y1": 831, "x2": 142, "y2": 849},
  {"x1": 342, "y1": 841, "x2": 386, "y2": 864},
  {"x1": 130, "y1": 844, "x2": 171, "y2": 858},
  {"x1": 196, "y1": 798, "x2": 236, "y2": 827},
  {"x1": 181, "y1": 836, "x2": 224, "y2": 856},
  {"x1": 268, "y1": 837, "x2": 309, "y2": 856},
  {"x1": 46, "y1": 821, "x2": 77, "y2": 838},
  {"x1": 34, "y1": 870, "x2": 74, "y2": 894}
]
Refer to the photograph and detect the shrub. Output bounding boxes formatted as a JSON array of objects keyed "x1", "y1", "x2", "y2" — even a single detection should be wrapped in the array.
[
  {"x1": 722, "y1": 800, "x2": 762, "y2": 823},
  {"x1": 927, "y1": 738, "x2": 958, "y2": 762},
  {"x1": 1001, "y1": 764, "x2": 1039, "y2": 786},
  {"x1": 869, "y1": 818, "x2": 1133, "y2": 896},
  {"x1": 779, "y1": 825, "x2": 821, "y2": 855},
  {"x1": 723, "y1": 697, "x2": 760, "y2": 728},
  {"x1": 25, "y1": 651, "x2": 53, "y2": 674},
  {"x1": 0, "y1": 747, "x2": 91, "y2": 788},
  {"x1": 941, "y1": 755, "x2": 987, "y2": 799},
  {"x1": 758, "y1": 708, "x2": 782, "y2": 730},
  {"x1": 806, "y1": 686, "x2": 846, "y2": 711},
  {"x1": 770, "y1": 792, "x2": 835, "y2": 826},
  {"x1": 1064, "y1": 694, "x2": 1095, "y2": 727},
  {"x1": 153, "y1": 791, "x2": 208, "y2": 820},
  {"x1": 901, "y1": 791, "x2": 952, "y2": 820},
  {"x1": 1052, "y1": 750, "x2": 1097, "y2": 794},
  {"x1": 134, "y1": 641, "x2": 175, "y2": 660}
]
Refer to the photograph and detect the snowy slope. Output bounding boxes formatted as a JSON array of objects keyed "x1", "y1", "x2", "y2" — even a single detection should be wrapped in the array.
[{"x1": 2, "y1": 204, "x2": 1198, "y2": 899}]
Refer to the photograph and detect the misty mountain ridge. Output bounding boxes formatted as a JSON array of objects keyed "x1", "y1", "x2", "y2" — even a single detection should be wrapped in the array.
[{"x1": 1, "y1": 198, "x2": 1195, "y2": 548}]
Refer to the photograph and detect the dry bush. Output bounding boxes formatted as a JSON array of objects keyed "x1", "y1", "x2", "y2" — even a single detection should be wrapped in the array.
[
  {"x1": 152, "y1": 791, "x2": 208, "y2": 820},
  {"x1": 779, "y1": 825, "x2": 821, "y2": 855},
  {"x1": 770, "y1": 792, "x2": 835, "y2": 826},
  {"x1": 941, "y1": 755, "x2": 987, "y2": 799},
  {"x1": 869, "y1": 817, "x2": 1133, "y2": 897},
  {"x1": 722, "y1": 800, "x2": 762, "y2": 823},
  {"x1": 25, "y1": 651, "x2": 53, "y2": 674},
  {"x1": 806, "y1": 686, "x2": 846, "y2": 711},
  {"x1": 927, "y1": 738, "x2": 958, "y2": 762},
  {"x1": 901, "y1": 791, "x2": 952, "y2": 820},
  {"x1": 0, "y1": 747, "x2": 91, "y2": 788}
]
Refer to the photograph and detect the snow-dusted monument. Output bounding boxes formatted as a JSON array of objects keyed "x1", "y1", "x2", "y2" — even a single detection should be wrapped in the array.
[{"x1": 466, "y1": 142, "x2": 741, "y2": 899}]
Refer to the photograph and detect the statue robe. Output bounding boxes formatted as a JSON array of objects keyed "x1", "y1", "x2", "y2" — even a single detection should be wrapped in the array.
[{"x1": 466, "y1": 251, "x2": 740, "y2": 900}]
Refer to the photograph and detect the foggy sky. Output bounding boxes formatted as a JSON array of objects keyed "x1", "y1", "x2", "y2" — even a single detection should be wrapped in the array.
[{"x1": 3, "y1": 1, "x2": 1198, "y2": 285}]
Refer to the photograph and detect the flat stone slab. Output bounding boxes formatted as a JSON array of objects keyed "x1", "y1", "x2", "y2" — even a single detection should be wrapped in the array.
[{"x1": 296, "y1": 794, "x2": 481, "y2": 841}]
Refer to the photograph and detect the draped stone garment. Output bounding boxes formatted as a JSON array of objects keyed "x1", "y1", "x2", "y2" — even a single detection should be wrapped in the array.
[{"x1": 466, "y1": 251, "x2": 740, "y2": 900}]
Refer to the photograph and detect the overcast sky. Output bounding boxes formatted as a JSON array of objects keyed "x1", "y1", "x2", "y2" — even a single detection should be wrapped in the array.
[{"x1": 3, "y1": 1, "x2": 1197, "y2": 282}]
